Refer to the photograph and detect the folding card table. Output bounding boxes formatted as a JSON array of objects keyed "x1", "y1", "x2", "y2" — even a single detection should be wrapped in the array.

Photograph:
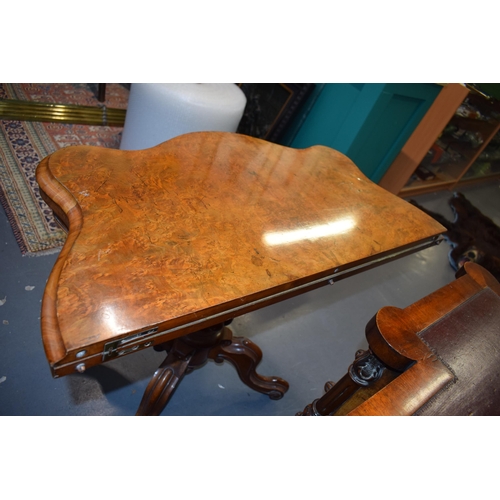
[{"x1": 36, "y1": 132, "x2": 444, "y2": 415}]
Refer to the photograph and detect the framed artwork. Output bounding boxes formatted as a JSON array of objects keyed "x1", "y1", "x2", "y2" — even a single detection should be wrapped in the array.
[{"x1": 236, "y1": 83, "x2": 315, "y2": 143}]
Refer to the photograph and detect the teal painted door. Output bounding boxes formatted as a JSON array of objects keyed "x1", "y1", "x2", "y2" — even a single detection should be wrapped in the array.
[{"x1": 285, "y1": 84, "x2": 441, "y2": 183}]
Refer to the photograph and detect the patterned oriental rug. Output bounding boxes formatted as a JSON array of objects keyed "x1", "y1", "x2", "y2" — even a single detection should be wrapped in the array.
[{"x1": 0, "y1": 83, "x2": 129, "y2": 256}]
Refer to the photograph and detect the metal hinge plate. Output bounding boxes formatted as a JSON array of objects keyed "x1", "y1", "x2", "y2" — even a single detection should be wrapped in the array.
[{"x1": 102, "y1": 327, "x2": 158, "y2": 361}]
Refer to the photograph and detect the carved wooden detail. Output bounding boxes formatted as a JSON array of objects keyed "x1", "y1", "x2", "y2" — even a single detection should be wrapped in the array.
[
  {"x1": 136, "y1": 322, "x2": 288, "y2": 416},
  {"x1": 209, "y1": 336, "x2": 289, "y2": 400},
  {"x1": 296, "y1": 349, "x2": 387, "y2": 416},
  {"x1": 298, "y1": 263, "x2": 500, "y2": 416},
  {"x1": 348, "y1": 350, "x2": 385, "y2": 386}
]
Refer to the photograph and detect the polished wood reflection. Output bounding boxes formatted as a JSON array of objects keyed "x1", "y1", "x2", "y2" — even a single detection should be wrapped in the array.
[{"x1": 36, "y1": 131, "x2": 444, "y2": 378}]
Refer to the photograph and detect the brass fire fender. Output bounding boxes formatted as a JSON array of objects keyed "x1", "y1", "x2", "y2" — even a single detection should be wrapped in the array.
[{"x1": 0, "y1": 99, "x2": 126, "y2": 127}]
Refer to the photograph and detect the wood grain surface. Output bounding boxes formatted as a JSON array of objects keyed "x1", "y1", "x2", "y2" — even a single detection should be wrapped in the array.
[{"x1": 36, "y1": 131, "x2": 445, "y2": 376}]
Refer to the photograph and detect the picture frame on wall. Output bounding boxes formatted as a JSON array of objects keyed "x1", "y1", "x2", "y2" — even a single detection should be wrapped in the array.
[{"x1": 236, "y1": 83, "x2": 315, "y2": 143}]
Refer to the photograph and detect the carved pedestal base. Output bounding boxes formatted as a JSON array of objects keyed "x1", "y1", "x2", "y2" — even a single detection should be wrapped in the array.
[{"x1": 136, "y1": 322, "x2": 289, "y2": 416}]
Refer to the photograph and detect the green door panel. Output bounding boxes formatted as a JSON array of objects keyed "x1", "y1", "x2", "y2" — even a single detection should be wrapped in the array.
[
  {"x1": 288, "y1": 83, "x2": 368, "y2": 148},
  {"x1": 348, "y1": 92, "x2": 426, "y2": 182},
  {"x1": 286, "y1": 83, "x2": 442, "y2": 182}
]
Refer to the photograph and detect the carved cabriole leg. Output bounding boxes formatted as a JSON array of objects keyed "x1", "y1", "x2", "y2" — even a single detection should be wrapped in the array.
[
  {"x1": 136, "y1": 324, "x2": 226, "y2": 416},
  {"x1": 296, "y1": 349, "x2": 386, "y2": 416},
  {"x1": 136, "y1": 350, "x2": 191, "y2": 416},
  {"x1": 136, "y1": 322, "x2": 289, "y2": 415},
  {"x1": 208, "y1": 334, "x2": 289, "y2": 400}
]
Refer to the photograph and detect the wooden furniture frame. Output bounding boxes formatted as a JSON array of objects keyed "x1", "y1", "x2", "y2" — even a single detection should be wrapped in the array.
[
  {"x1": 298, "y1": 262, "x2": 500, "y2": 416},
  {"x1": 379, "y1": 84, "x2": 469, "y2": 195},
  {"x1": 380, "y1": 84, "x2": 500, "y2": 196},
  {"x1": 36, "y1": 131, "x2": 444, "y2": 416}
]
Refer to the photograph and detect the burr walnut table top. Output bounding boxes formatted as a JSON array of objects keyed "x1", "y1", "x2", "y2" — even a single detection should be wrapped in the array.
[{"x1": 36, "y1": 132, "x2": 445, "y2": 377}]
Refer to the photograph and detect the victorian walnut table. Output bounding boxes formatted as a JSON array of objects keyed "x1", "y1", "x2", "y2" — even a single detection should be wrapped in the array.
[{"x1": 36, "y1": 131, "x2": 445, "y2": 416}]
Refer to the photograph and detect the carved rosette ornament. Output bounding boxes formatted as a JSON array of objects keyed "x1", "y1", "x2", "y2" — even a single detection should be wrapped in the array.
[
  {"x1": 348, "y1": 350, "x2": 385, "y2": 386},
  {"x1": 296, "y1": 349, "x2": 386, "y2": 416}
]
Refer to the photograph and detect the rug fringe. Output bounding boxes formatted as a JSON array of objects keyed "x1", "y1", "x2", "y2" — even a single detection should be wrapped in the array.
[
  {"x1": 24, "y1": 246, "x2": 62, "y2": 258},
  {"x1": 0, "y1": 182, "x2": 29, "y2": 254}
]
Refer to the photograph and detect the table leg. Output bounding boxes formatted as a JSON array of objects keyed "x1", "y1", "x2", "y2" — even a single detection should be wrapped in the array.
[
  {"x1": 135, "y1": 349, "x2": 191, "y2": 416},
  {"x1": 208, "y1": 336, "x2": 289, "y2": 400},
  {"x1": 97, "y1": 83, "x2": 106, "y2": 102},
  {"x1": 136, "y1": 322, "x2": 288, "y2": 415}
]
